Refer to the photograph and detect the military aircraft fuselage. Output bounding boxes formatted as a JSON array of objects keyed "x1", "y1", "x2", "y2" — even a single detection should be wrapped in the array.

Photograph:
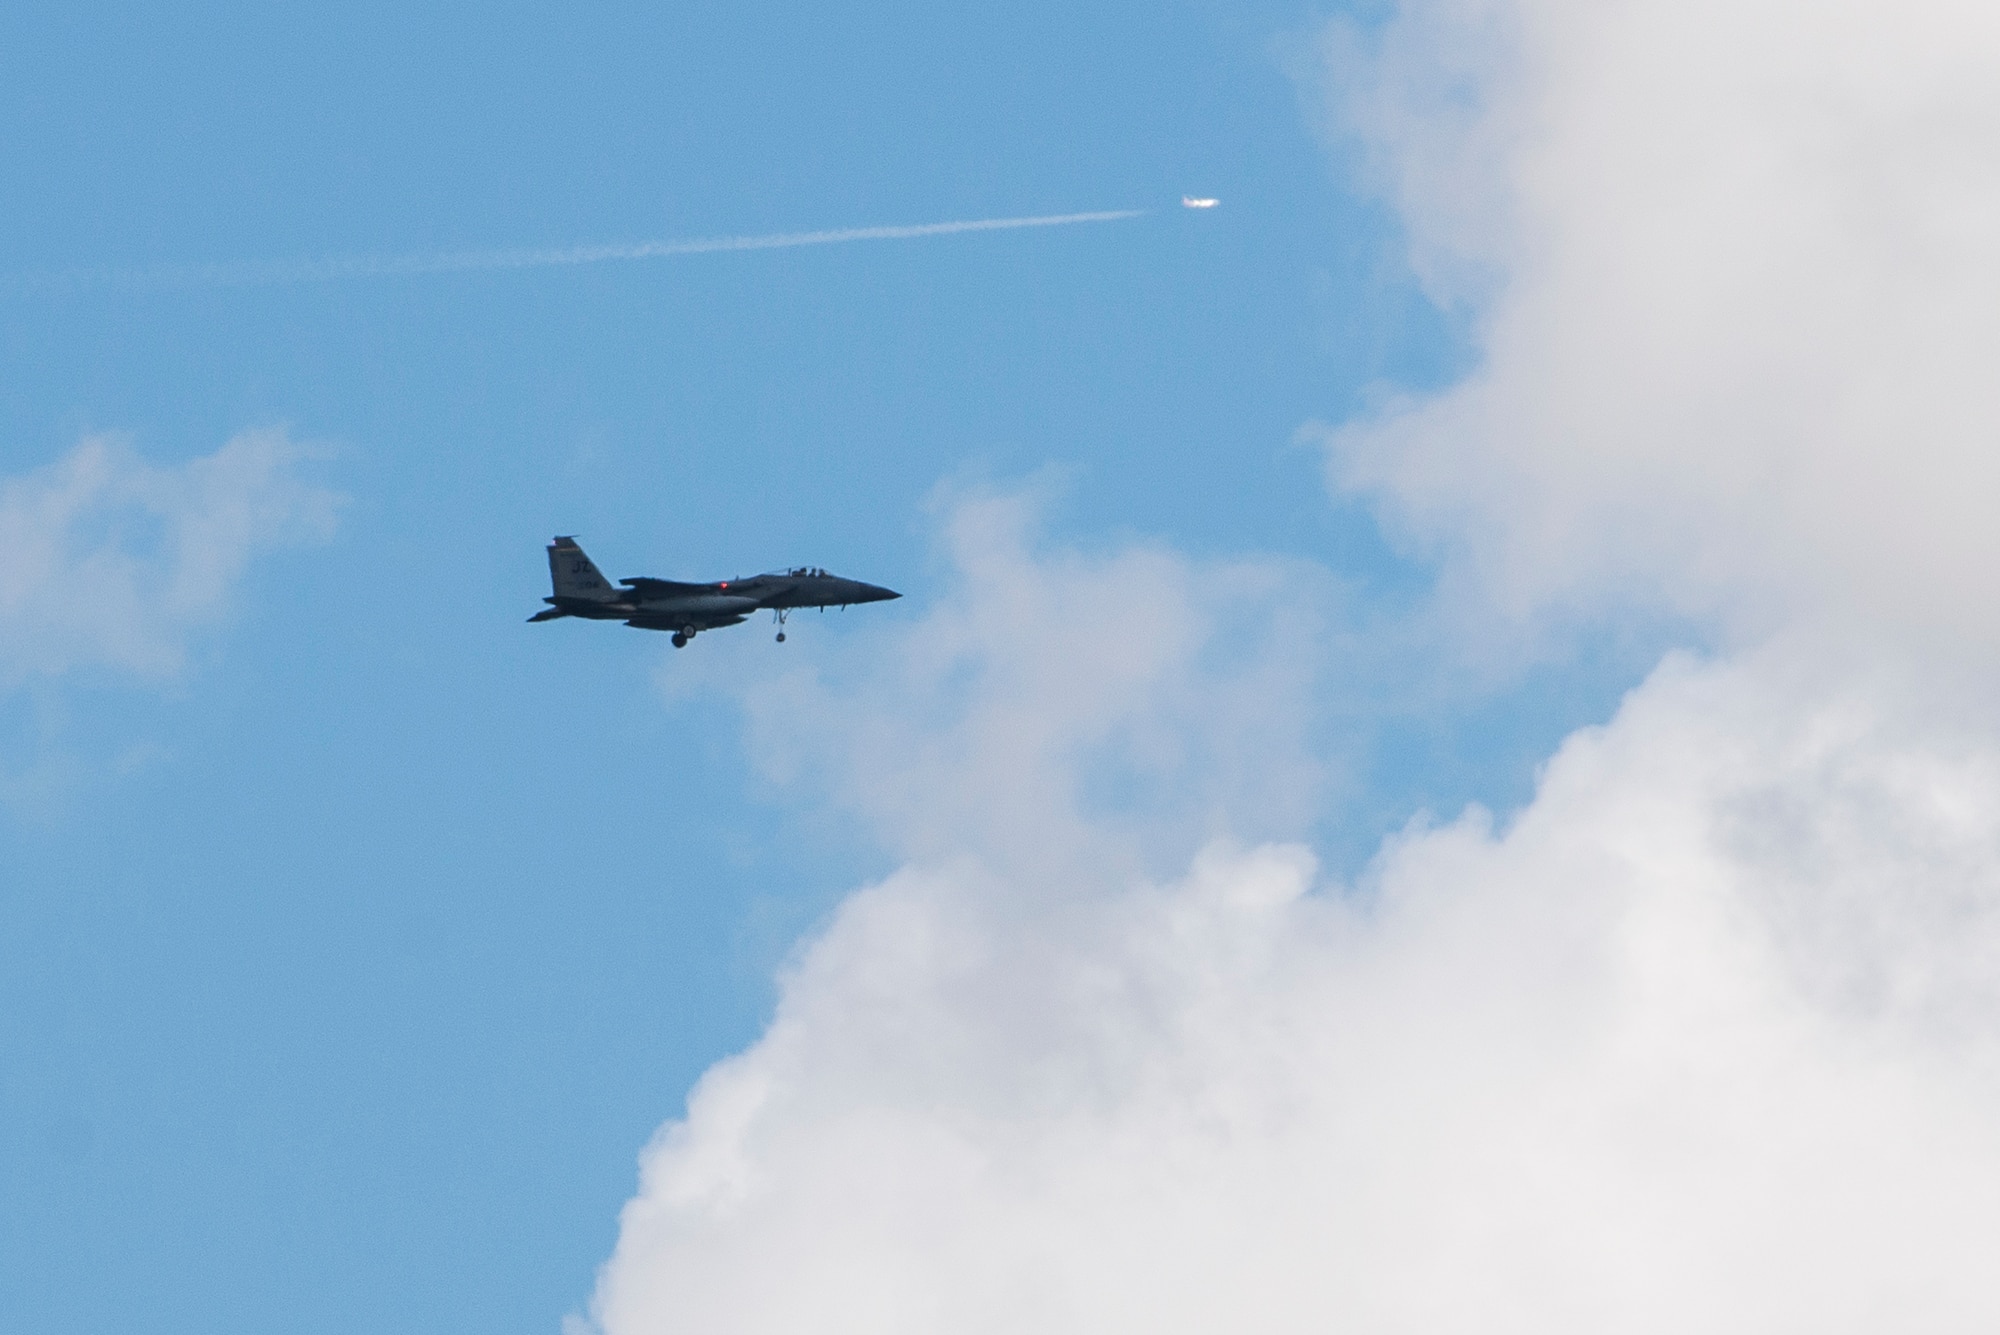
[
  {"x1": 530, "y1": 537, "x2": 899, "y2": 645},
  {"x1": 549, "y1": 571, "x2": 896, "y2": 623}
]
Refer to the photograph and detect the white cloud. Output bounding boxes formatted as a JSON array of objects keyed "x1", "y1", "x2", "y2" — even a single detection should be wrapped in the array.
[
  {"x1": 688, "y1": 487, "x2": 1343, "y2": 880},
  {"x1": 582, "y1": 1, "x2": 2000, "y2": 1329},
  {"x1": 1314, "y1": 0, "x2": 2000, "y2": 652},
  {"x1": 594, "y1": 615, "x2": 2000, "y2": 1333},
  {"x1": 0, "y1": 429, "x2": 339, "y2": 685}
]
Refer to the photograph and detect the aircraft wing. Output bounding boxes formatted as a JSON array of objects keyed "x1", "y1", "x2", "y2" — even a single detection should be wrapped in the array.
[{"x1": 620, "y1": 576, "x2": 714, "y2": 595}]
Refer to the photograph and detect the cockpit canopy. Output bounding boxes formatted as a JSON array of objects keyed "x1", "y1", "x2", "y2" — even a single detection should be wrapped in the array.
[{"x1": 764, "y1": 566, "x2": 829, "y2": 578}]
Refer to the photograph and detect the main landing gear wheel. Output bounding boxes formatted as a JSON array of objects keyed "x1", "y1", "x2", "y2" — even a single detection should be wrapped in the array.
[{"x1": 670, "y1": 631, "x2": 687, "y2": 648}]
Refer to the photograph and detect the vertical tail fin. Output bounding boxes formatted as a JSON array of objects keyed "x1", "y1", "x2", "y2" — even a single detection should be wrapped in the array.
[{"x1": 548, "y1": 536, "x2": 619, "y2": 602}]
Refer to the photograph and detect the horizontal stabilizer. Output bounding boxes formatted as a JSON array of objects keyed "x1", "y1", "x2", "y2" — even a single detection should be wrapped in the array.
[{"x1": 527, "y1": 607, "x2": 569, "y2": 622}]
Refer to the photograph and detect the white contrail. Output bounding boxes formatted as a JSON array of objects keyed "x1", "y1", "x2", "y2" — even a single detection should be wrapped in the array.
[{"x1": 24, "y1": 209, "x2": 1147, "y2": 291}]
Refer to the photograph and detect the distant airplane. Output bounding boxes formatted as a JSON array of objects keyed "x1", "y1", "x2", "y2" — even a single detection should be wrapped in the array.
[
  {"x1": 529, "y1": 536, "x2": 900, "y2": 646},
  {"x1": 1182, "y1": 196, "x2": 1219, "y2": 209}
]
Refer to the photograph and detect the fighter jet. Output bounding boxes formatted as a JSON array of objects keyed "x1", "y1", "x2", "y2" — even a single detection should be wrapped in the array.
[{"x1": 528, "y1": 536, "x2": 900, "y2": 646}]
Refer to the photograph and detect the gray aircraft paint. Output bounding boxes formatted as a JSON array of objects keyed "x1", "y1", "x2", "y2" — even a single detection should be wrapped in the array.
[{"x1": 530, "y1": 536, "x2": 899, "y2": 646}]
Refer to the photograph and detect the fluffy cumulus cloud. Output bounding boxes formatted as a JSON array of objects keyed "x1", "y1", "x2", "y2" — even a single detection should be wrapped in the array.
[
  {"x1": 699, "y1": 488, "x2": 1343, "y2": 880},
  {"x1": 582, "y1": 2, "x2": 2000, "y2": 1330},
  {"x1": 594, "y1": 648, "x2": 2000, "y2": 1333},
  {"x1": 1318, "y1": 0, "x2": 2000, "y2": 649},
  {"x1": 0, "y1": 429, "x2": 339, "y2": 685}
]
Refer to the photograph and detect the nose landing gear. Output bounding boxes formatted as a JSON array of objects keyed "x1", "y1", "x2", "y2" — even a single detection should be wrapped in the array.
[{"x1": 774, "y1": 607, "x2": 791, "y2": 643}]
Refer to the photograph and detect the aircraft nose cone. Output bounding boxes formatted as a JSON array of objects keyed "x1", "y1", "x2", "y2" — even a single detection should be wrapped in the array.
[{"x1": 859, "y1": 583, "x2": 901, "y2": 603}]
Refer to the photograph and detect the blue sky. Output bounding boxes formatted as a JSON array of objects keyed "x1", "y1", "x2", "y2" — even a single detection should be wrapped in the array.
[{"x1": 0, "y1": 5, "x2": 1663, "y2": 1333}]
